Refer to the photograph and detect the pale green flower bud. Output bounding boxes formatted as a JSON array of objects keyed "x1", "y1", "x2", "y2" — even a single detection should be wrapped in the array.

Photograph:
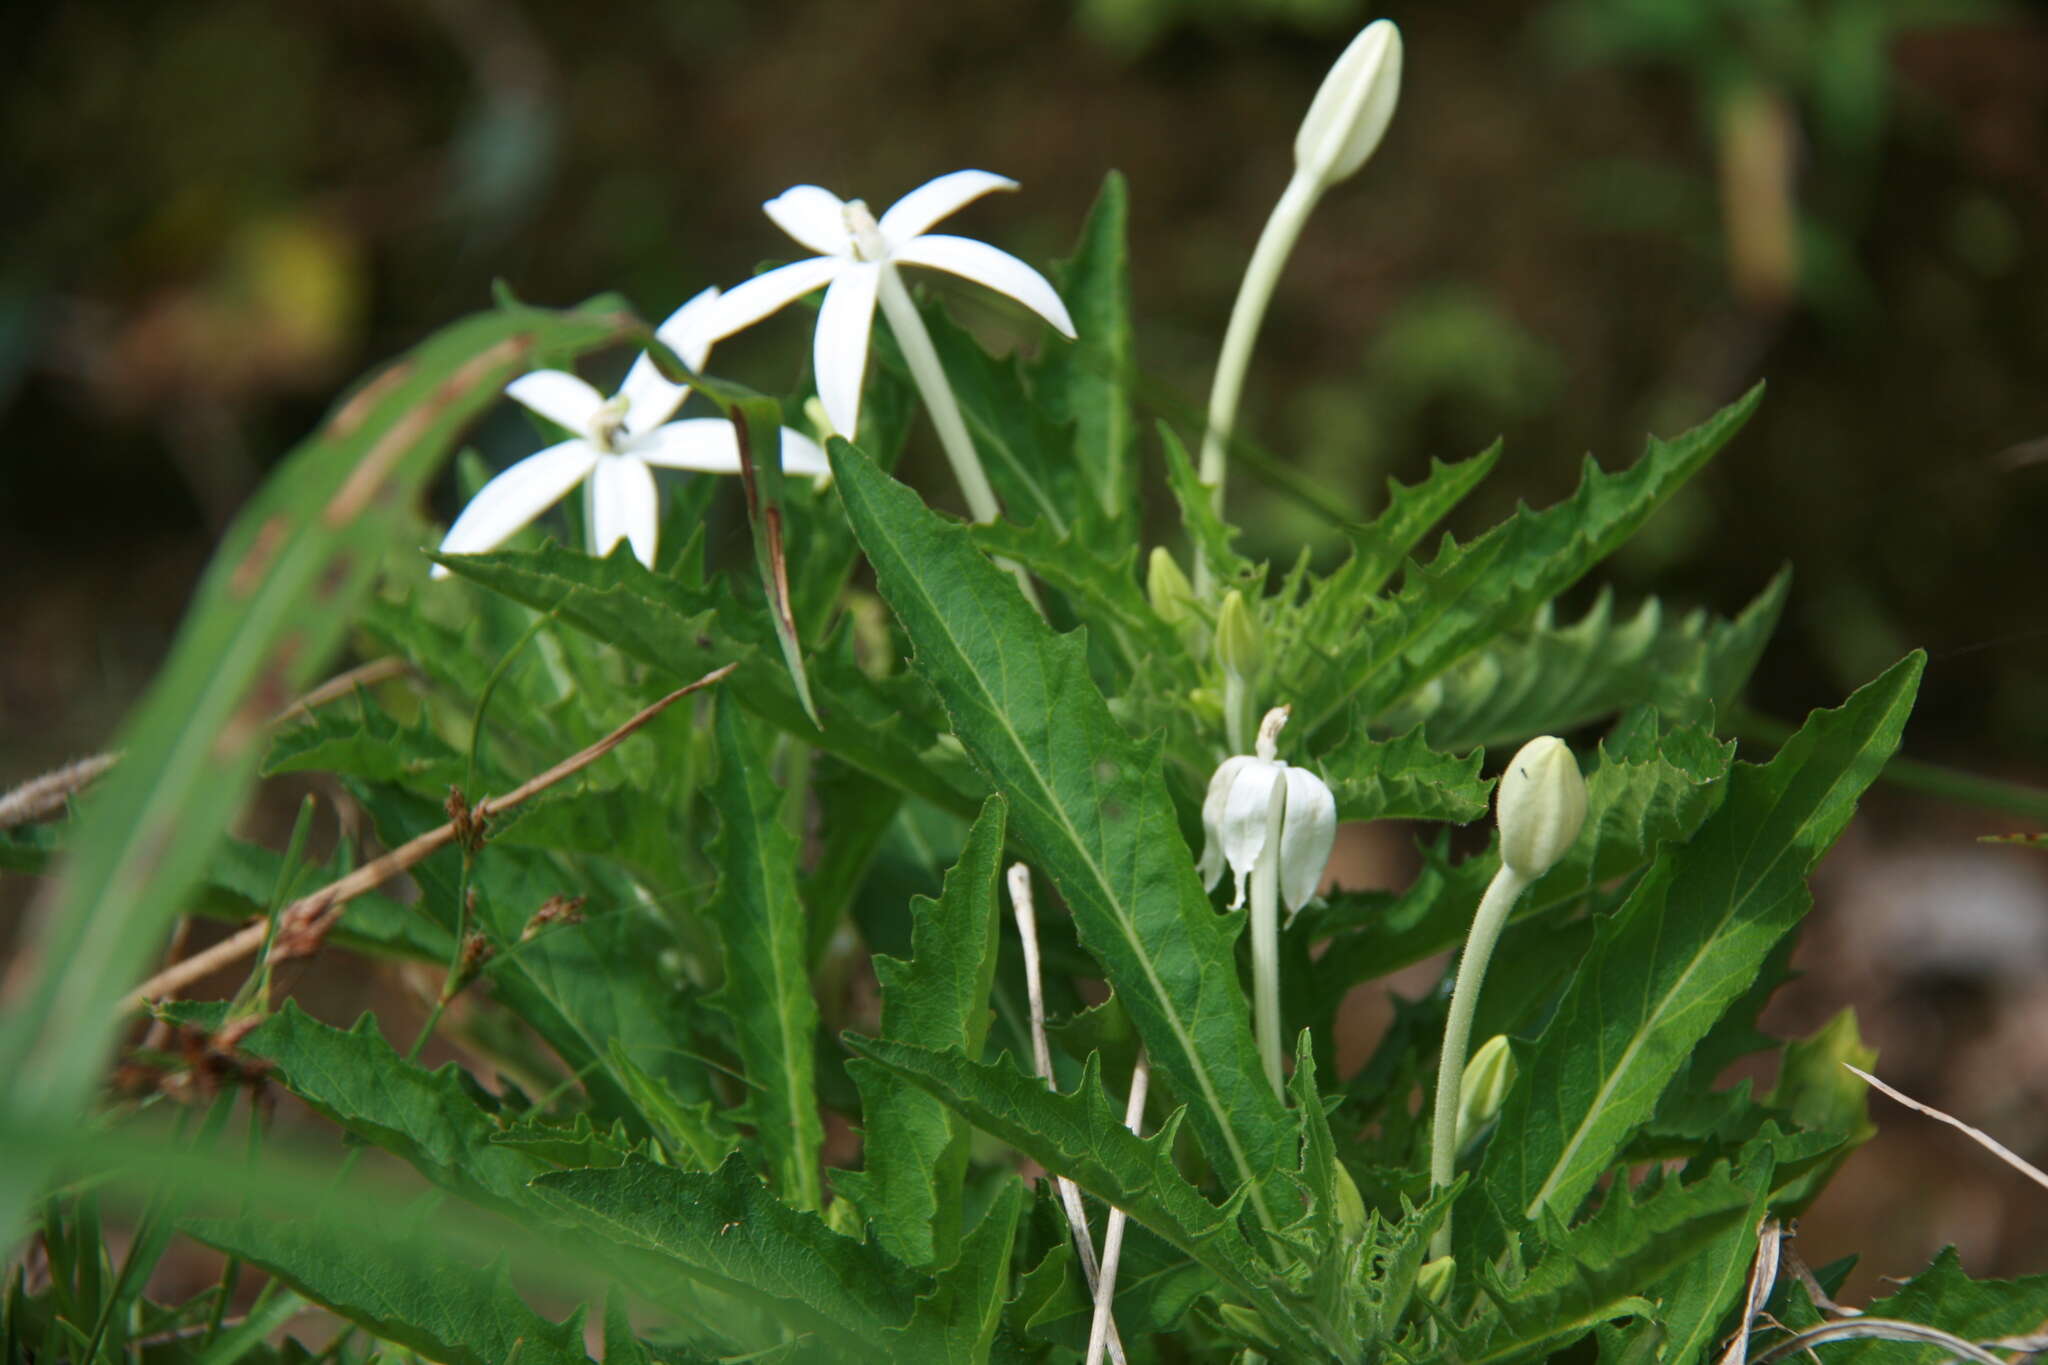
[
  {"x1": 1214, "y1": 589, "x2": 1264, "y2": 681},
  {"x1": 1332, "y1": 1159, "x2": 1368, "y2": 1247},
  {"x1": 1495, "y1": 736, "x2": 1587, "y2": 880},
  {"x1": 1455, "y1": 1034, "x2": 1515, "y2": 1153},
  {"x1": 1416, "y1": 1254, "x2": 1455, "y2": 1306},
  {"x1": 1147, "y1": 547, "x2": 1195, "y2": 627},
  {"x1": 1294, "y1": 20, "x2": 1404, "y2": 193}
]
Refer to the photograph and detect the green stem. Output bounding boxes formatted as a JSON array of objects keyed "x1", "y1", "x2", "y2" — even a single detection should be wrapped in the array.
[
  {"x1": 1193, "y1": 171, "x2": 1321, "y2": 599},
  {"x1": 1249, "y1": 776, "x2": 1288, "y2": 1098},
  {"x1": 877, "y1": 266, "x2": 1000, "y2": 524},
  {"x1": 876, "y1": 266, "x2": 1043, "y2": 610},
  {"x1": 1429, "y1": 862, "x2": 1529, "y2": 1258}
]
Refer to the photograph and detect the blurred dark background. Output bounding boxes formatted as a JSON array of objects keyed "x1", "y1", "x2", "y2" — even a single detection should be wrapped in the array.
[{"x1": 4, "y1": 0, "x2": 2047, "y2": 1302}]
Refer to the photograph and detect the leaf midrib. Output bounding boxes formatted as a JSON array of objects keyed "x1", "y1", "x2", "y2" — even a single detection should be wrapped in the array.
[
  {"x1": 859, "y1": 504, "x2": 1276, "y2": 1231},
  {"x1": 1525, "y1": 729, "x2": 1883, "y2": 1217}
]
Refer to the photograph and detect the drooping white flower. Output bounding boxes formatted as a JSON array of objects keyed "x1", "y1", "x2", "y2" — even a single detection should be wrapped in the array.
[
  {"x1": 1198, "y1": 705, "x2": 1338, "y2": 919},
  {"x1": 434, "y1": 288, "x2": 830, "y2": 577},
  {"x1": 709, "y1": 171, "x2": 1077, "y2": 440}
]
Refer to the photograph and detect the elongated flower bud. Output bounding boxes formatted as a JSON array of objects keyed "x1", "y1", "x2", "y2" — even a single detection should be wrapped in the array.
[
  {"x1": 1294, "y1": 19, "x2": 1404, "y2": 193},
  {"x1": 1455, "y1": 1034, "x2": 1515, "y2": 1152},
  {"x1": 1495, "y1": 736, "x2": 1587, "y2": 880},
  {"x1": 1215, "y1": 589, "x2": 1264, "y2": 681},
  {"x1": 1147, "y1": 547, "x2": 1195, "y2": 627}
]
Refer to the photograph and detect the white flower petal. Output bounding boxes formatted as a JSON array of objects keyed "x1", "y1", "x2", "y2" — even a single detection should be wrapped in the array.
[
  {"x1": 1279, "y1": 768, "x2": 1338, "y2": 919},
  {"x1": 433, "y1": 441, "x2": 598, "y2": 576},
  {"x1": 877, "y1": 170, "x2": 1018, "y2": 247},
  {"x1": 706, "y1": 257, "x2": 844, "y2": 341},
  {"x1": 764, "y1": 185, "x2": 854, "y2": 256},
  {"x1": 1220, "y1": 759, "x2": 1287, "y2": 908},
  {"x1": 778, "y1": 427, "x2": 834, "y2": 486},
  {"x1": 635, "y1": 418, "x2": 743, "y2": 474},
  {"x1": 815, "y1": 261, "x2": 881, "y2": 438},
  {"x1": 589, "y1": 455, "x2": 660, "y2": 567},
  {"x1": 890, "y1": 234, "x2": 1076, "y2": 338},
  {"x1": 621, "y1": 286, "x2": 724, "y2": 438},
  {"x1": 505, "y1": 370, "x2": 606, "y2": 434},
  {"x1": 1199, "y1": 754, "x2": 1256, "y2": 891},
  {"x1": 652, "y1": 286, "x2": 723, "y2": 372}
]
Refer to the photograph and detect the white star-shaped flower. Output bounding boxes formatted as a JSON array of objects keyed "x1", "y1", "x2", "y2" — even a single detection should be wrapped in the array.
[
  {"x1": 709, "y1": 170, "x2": 1077, "y2": 440},
  {"x1": 433, "y1": 288, "x2": 831, "y2": 577},
  {"x1": 1198, "y1": 708, "x2": 1338, "y2": 919}
]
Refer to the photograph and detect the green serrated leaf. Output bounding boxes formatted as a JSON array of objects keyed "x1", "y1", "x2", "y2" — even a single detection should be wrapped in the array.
[
  {"x1": 435, "y1": 543, "x2": 975, "y2": 818},
  {"x1": 840, "y1": 1039, "x2": 1321, "y2": 1360},
  {"x1": 1825, "y1": 1247, "x2": 2048, "y2": 1365},
  {"x1": 1033, "y1": 170, "x2": 1137, "y2": 528},
  {"x1": 1158, "y1": 422, "x2": 1261, "y2": 594},
  {"x1": 535, "y1": 1155, "x2": 931, "y2": 1358},
  {"x1": 707, "y1": 702, "x2": 823, "y2": 1210},
  {"x1": 264, "y1": 694, "x2": 471, "y2": 789},
  {"x1": 185, "y1": 1210, "x2": 593, "y2": 1365},
  {"x1": 242, "y1": 1003, "x2": 550, "y2": 1213},
  {"x1": 1455, "y1": 1163, "x2": 1755, "y2": 1365},
  {"x1": 843, "y1": 797, "x2": 1007, "y2": 1269},
  {"x1": 1315, "y1": 725, "x2": 1490, "y2": 824},
  {"x1": 969, "y1": 518, "x2": 1178, "y2": 683},
  {"x1": 1636, "y1": 1150, "x2": 1776, "y2": 1365},
  {"x1": 1471, "y1": 653, "x2": 1922, "y2": 1252},
  {"x1": 829, "y1": 437, "x2": 1293, "y2": 1233},
  {"x1": 1295, "y1": 385, "x2": 1765, "y2": 742},
  {"x1": 881, "y1": 1181, "x2": 1026, "y2": 1364}
]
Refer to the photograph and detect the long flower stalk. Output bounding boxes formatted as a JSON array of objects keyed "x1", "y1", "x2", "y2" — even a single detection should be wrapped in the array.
[
  {"x1": 1192, "y1": 19, "x2": 1403, "y2": 597},
  {"x1": 1429, "y1": 736, "x2": 1586, "y2": 1258}
]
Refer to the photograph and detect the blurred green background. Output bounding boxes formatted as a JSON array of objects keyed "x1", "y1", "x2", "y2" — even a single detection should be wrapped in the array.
[{"x1": 5, "y1": 0, "x2": 2048, "y2": 1290}]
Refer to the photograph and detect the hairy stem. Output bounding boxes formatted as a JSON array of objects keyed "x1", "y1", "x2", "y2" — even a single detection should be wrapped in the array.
[
  {"x1": 1429, "y1": 861, "x2": 1529, "y2": 1258},
  {"x1": 1193, "y1": 171, "x2": 1320, "y2": 597}
]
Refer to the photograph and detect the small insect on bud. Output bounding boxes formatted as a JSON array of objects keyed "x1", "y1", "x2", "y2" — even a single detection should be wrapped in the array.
[
  {"x1": 1146, "y1": 547, "x2": 1196, "y2": 627},
  {"x1": 1455, "y1": 1034, "x2": 1516, "y2": 1153},
  {"x1": 1495, "y1": 735, "x2": 1588, "y2": 881},
  {"x1": 1294, "y1": 19, "x2": 1405, "y2": 193},
  {"x1": 1214, "y1": 589, "x2": 1265, "y2": 681}
]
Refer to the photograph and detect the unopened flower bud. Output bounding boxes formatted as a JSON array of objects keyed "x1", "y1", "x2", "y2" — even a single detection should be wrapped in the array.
[
  {"x1": 1495, "y1": 736, "x2": 1587, "y2": 880},
  {"x1": 1214, "y1": 589, "x2": 1264, "y2": 680},
  {"x1": 1416, "y1": 1254, "x2": 1455, "y2": 1306},
  {"x1": 1294, "y1": 20, "x2": 1404, "y2": 192},
  {"x1": 1332, "y1": 1159, "x2": 1368, "y2": 1246},
  {"x1": 1147, "y1": 547, "x2": 1195, "y2": 627},
  {"x1": 1455, "y1": 1034, "x2": 1515, "y2": 1152}
]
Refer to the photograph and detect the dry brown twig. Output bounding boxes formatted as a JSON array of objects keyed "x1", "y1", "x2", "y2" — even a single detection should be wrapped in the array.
[
  {"x1": 1846, "y1": 1063, "x2": 2048, "y2": 1194},
  {"x1": 0, "y1": 754, "x2": 122, "y2": 831},
  {"x1": 0, "y1": 656, "x2": 413, "y2": 840},
  {"x1": 123, "y1": 663, "x2": 737, "y2": 1012},
  {"x1": 1716, "y1": 1217, "x2": 1784, "y2": 1365}
]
